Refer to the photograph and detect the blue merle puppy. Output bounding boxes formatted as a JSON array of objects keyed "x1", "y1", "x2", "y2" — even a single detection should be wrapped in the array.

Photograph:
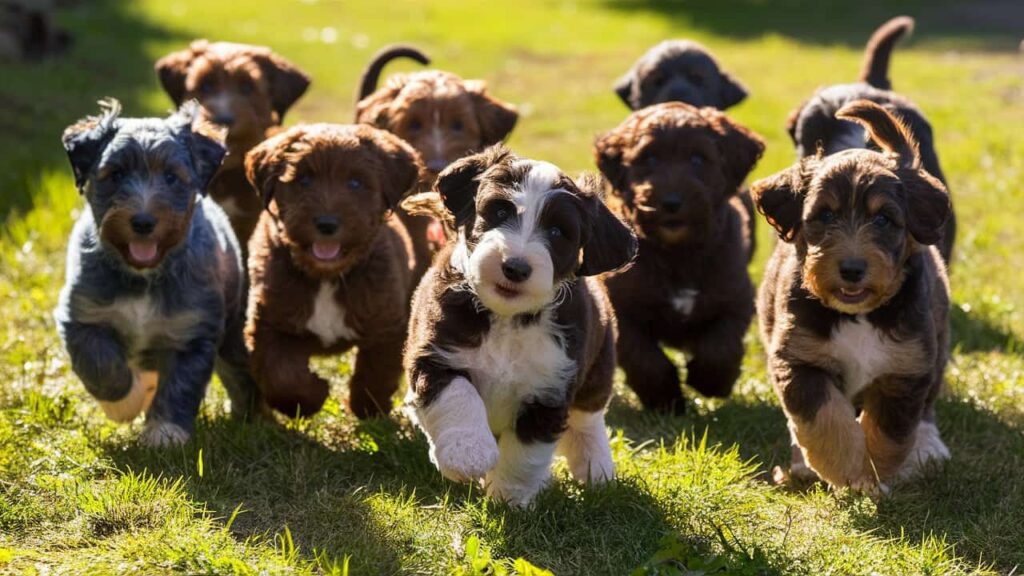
[{"x1": 55, "y1": 99, "x2": 257, "y2": 447}]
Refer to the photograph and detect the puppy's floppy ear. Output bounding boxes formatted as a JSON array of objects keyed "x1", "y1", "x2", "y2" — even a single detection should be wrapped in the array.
[
  {"x1": 255, "y1": 51, "x2": 310, "y2": 122},
  {"x1": 716, "y1": 70, "x2": 748, "y2": 109},
  {"x1": 751, "y1": 164, "x2": 807, "y2": 242},
  {"x1": 576, "y1": 173, "x2": 637, "y2": 276},
  {"x1": 613, "y1": 71, "x2": 637, "y2": 109},
  {"x1": 435, "y1": 144, "x2": 511, "y2": 228},
  {"x1": 465, "y1": 80, "x2": 518, "y2": 146},
  {"x1": 168, "y1": 101, "x2": 226, "y2": 193},
  {"x1": 354, "y1": 78, "x2": 405, "y2": 127},
  {"x1": 699, "y1": 107, "x2": 765, "y2": 189},
  {"x1": 784, "y1": 102, "x2": 805, "y2": 147},
  {"x1": 61, "y1": 98, "x2": 121, "y2": 193},
  {"x1": 362, "y1": 128, "x2": 424, "y2": 210},
  {"x1": 155, "y1": 41, "x2": 205, "y2": 106},
  {"x1": 593, "y1": 124, "x2": 631, "y2": 194},
  {"x1": 245, "y1": 129, "x2": 299, "y2": 209}
]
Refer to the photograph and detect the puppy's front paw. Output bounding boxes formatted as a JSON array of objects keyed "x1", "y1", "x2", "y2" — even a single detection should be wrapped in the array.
[
  {"x1": 140, "y1": 421, "x2": 190, "y2": 448},
  {"x1": 98, "y1": 371, "x2": 158, "y2": 423},
  {"x1": 432, "y1": 430, "x2": 499, "y2": 483},
  {"x1": 486, "y1": 477, "x2": 545, "y2": 508}
]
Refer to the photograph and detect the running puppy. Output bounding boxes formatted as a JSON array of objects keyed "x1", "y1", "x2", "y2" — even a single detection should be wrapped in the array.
[
  {"x1": 355, "y1": 45, "x2": 518, "y2": 280},
  {"x1": 403, "y1": 145, "x2": 636, "y2": 506},
  {"x1": 55, "y1": 99, "x2": 257, "y2": 447},
  {"x1": 614, "y1": 40, "x2": 747, "y2": 111},
  {"x1": 595, "y1": 102, "x2": 764, "y2": 412},
  {"x1": 244, "y1": 124, "x2": 422, "y2": 418},
  {"x1": 754, "y1": 100, "x2": 951, "y2": 494},
  {"x1": 785, "y1": 16, "x2": 955, "y2": 264},
  {"x1": 156, "y1": 40, "x2": 310, "y2": 247}
]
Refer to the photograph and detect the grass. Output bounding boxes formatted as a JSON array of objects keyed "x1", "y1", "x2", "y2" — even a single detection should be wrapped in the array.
[{"x1": 1, "y1": 0, "x2": 1023, "y2": 574}]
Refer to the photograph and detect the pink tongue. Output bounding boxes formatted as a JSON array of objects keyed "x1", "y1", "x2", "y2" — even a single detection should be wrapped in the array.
[
  {"x1": 312, "y1": 241, "x2": 341, "y2": 261},
  {"x1": 129, "y1": 240, "x2": 158, "y2": 264}
]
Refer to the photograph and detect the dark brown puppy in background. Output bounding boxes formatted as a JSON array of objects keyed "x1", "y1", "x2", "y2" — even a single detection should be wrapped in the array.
[
  {"x1": 355, "y1": 44, "x2": 518, "y2": 280},
  {"x1": 755, "y1": 101, "x2": 951, "y2": 495},
  {"x1": 403, "y1": 146, "x2": 636, "y2": 505},
  {"x1": 595, "y1": 102, "x2": 764, "y2": 413},
  {"x1": 157, "y1": 40, "x2": 310, "y2": 247},
  {"x1": 244, "y1": 124, "x2": 422, "y2": 418},
  {"x1": 785, "y1": 16, "x2": 955, "y2": 264}
]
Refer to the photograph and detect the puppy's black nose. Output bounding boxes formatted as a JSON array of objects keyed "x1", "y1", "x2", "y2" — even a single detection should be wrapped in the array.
[
  {"x1": 130, "y1": 213, "x2": 156, "y2": 236},
  {"x1": 314, "y1": 216, "x2": 339, "y2": 236},
  {"x1": 661, "y1": 197, "x2": 683, "y2": 214},
  {"x1": 501, "y1": 258, "x2": 532, "y2": 283},
  {"x1": 213, "y1": 113, "x2": 235, "y2": 127},
  {"x1": 839, "y1": 259, "x2": 867, "y2": 283}
]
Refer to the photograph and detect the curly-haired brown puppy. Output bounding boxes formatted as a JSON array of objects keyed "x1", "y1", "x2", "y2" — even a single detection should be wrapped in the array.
[
  {"x1": 157, "y1": 40, "x2": 310, "y2": 246},
  {"x1": 355, "y1": 45, "x2": 518, "y2": 280},
  {"x1": 595, "y1": 102, "x2": 764, "y2": 413},
  {"x1": 244, "y1": 124, "x2": 422, "y2": 418},
  {"x1": 614, "y1": 40, "x2": 747, "y2": 112},
  {"x1": 754, "y1": 100, "x2": 951, "y2": 495},
  {"x1": 785, "y1": 17, "x2": 955, "y2": 265},
  {"x1": 402, "y1": 146, "x2": 636, "y2": 506}
]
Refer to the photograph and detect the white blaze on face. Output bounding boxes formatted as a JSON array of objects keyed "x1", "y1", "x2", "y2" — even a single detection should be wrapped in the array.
[{"x1": 465, "y1": 161, "x2": 560, "y2": 316}]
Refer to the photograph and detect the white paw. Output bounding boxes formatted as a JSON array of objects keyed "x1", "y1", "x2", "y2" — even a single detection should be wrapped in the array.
[
  {"x1": 558, "y1": 410, "x2": 615, "y2": 485},
  {"x1": 432, "y1": 430, "x2": 499, "y2": 483},
  {"x1": 139, "y1": 421, "x2": 190, "y2": 448},
  {"x1": 98, "y1": 371, "x2": 158, "y2": 423},
  {"x1": 485, "y1": 472, "x2": 550, "y2": 508},
  {"x1": 894, "y1": 421, "x2": 951, "y2": 482},
  {"x1": 789, "y1": 459, "x2": 821, "y2": 483}
]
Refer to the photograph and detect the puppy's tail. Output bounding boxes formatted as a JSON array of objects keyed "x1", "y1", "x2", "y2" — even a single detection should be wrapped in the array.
[
  {"x1": 859, "y1": 16, "x2": 914, "y2": 90},
  {"x1": 836, "y1": 100, "x2": 920, "y2": 169},
  {"x1": 357, "y1": 44, "x2": 431, "y2": 101}
]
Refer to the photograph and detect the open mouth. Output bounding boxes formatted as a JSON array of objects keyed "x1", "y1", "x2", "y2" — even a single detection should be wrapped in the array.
[
  {"x1": 494, "y1": 282, "x2": 521, "y2": 299},
  {"x1": 835, "y1": 287, "x2": 870, "y2": 305},
  {"x1": 311, "y1": 241, "x2": 341, "y2": 262},
  {"x1": 128, "y1": 240, "x2": 159, "y2": 266}
]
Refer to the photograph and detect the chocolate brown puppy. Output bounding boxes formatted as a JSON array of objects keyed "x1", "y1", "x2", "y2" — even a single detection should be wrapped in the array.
[
  {"x1": 595, "y1": 102, "x2": 764, "y2": 413},
  {"x1": 355, "y1": 45, "x2": 518, "y2": 281},
  {"x1": 244, "y1": 124, "x2": 422, "y2": 418},
  {"x1": 157, "y1": 40, "x2": 310, "y2": 247},
  {"x1": 402, "y1": 145, "x2": 636, "y2": 506},
  {"x1": 754, "y1": 100, "x2": 951, "y2": 494}
]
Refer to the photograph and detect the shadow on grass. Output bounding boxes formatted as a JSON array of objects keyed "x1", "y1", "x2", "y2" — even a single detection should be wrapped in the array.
[
  {"x1": 600, "y1": 0, "x2": 1023, "y2": 51},
  {"x1": 950, "y1": 304, "x2": 1022, "y2": 353},
  {"x1": 0, "y1": 0, "x2": 184, "y2": 218}
]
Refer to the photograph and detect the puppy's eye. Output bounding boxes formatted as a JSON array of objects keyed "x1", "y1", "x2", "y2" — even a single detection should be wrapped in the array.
[
  {"x1": 109, "y1": 169, "x2": 125, "y2": 184},
  {"x1": 348, "y1": 178, "x2": 363, "y2": 190},
  {"x1": 548, "y1": 226, "x2": 563, "y2": 239},
  {"x1": 451, "y1": 119, "x2": 463, "y2": 132},
  {"x1": 239, "y1": 81, "x2": 254, "y2": 95},
  {"x1": 297, "y1": 174, "x2": 313, "y2": 188},
  {"x1": 689, "y1": 153, "x2": 705, "y2": 169},
  {"x1": 872, "y1": 213, "x2": 891, "y2": 228},
  {"x1": 816, "y1": 209, "x2": 837, "y2": 224},
  {"x1": 408, "y1": 119, "x2": 423, "y2": 133},
  {"x1": 644, "y1": 154, "x2": 658, "y2": 168},
  {"x1": 486, "y1": 200, "x2": 515, "y2": 224},
  {"x1": 199, "y1": 79, "x2": 214, "y2": 94},
  {"x1": 163, "y1": 170, "x2": 178, "y2": 186}
]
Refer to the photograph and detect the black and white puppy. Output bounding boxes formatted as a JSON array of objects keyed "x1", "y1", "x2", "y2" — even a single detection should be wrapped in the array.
[
  {"x1": 615, "y1": 40, "x2": 748, "y2": 111},
  {"x1": 55, "y1": 99, "x2": 257, "y2": 446},
  {"x1": 402, "y1": 145, "x2": 637, "y2": 506}
]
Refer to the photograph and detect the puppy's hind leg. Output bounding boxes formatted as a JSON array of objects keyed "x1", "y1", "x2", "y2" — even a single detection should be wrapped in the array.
[
  {"x1": 556, "y1": 409, "x2": 614, "y2": 485},
  {"x1": 349, "y1": 336, "x2": 404, "y2": 419}
]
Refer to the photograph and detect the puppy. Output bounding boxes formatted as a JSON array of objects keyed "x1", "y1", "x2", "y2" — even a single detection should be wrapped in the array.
[
  {"x1": 244, "y1": 123, "x2": 422, "y2": 419},
  {"x1": 55, "y1": 99, "x2": 257, "y2": 447},
  {"x1": 402, "y1": 145, "x2": 637, "y2": 506},
  {"x1": 355, "y1": 44, "x2": 518, "y2": 280},
  {"x1": 156, "y1": 40, "x2": 310, "y2": 247},
  {"x1": 754, "y1": 101, "x2": 951, "y2": 493},
  {"x1": 785, "y1": 17, "x2": 955, "y2": 264},
  {"x1": 595, "y1": 102, "x2": 764, "y2": 412},
  {"x1": 614, "y1": 40, "x2": 747, "y2": 111}
]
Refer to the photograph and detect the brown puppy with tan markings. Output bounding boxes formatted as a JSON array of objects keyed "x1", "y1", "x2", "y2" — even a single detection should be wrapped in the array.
[
  {"x1": 355, "y1": 45, "x2": 518, "y2": 280},
  {"x1": 157, "y1": 40, "x2": 310, "y2": 247},
  {"x1": 754, "y1": 100, "x2": 951, "y2": 495},
  {"x1": 244, "y1": 124, "x2": 422, "y2": 418},
  {"x1": 595, "y1": 102, "x2": 764, "y2": 413}
]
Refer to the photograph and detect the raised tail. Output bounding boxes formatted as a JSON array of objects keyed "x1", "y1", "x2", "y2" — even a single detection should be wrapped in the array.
[
  {"x1": 357, "y1": 44, "x2": 431, "y2": 102},
  {"x1": 836, "y1": 99, "x2": 919, "y2": 169},
  {"x1": 858, "y1": 16, "x2": 914, "y2": 90}
]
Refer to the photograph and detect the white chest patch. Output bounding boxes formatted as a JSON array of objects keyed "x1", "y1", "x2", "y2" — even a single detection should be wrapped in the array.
[
  {"x1": 435, "y1": 312, "x2": 576, "y2": 434},
  {"x1": 671, "y1": 288, "x2": 700, "y2": 316},
  {"x1": 828, "y1": 316, "x2": 897, "y2": 400},
  {"x1": 73, "y1": 294, "x2": 203, "y2": 361},
  {"x1": 305, "y1": 282, "x2": 358, "y2": 346}
]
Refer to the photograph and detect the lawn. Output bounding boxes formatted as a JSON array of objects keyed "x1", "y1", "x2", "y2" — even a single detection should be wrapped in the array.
[{"x1": 1, "y1": 1, "x2": 1023, "y2": 574}]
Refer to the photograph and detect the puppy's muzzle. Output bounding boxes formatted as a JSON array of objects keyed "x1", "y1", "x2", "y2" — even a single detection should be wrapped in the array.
[
  {"x1": 839, "y1": 258, "x2": 867, "y2": 283},
  {"x1": 314, "y1": 215, "x2": 340, "y2": 236},
  {"x1": 130, "y1": 213, "x2": 157, "y2": 236},
  {"x1": 501, "y1": 257, "x2": 532, "y2": 283}
]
